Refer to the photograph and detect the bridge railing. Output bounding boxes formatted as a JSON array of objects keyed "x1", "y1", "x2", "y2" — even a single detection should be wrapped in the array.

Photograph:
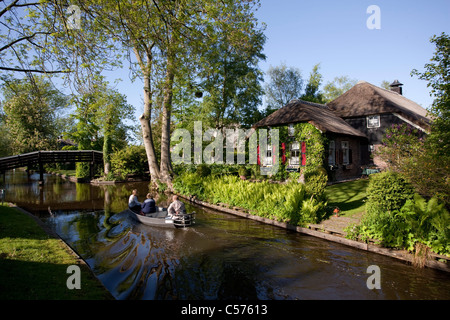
[{"x1": 0, "y1": 150, "x2": 103, "y2": 172}]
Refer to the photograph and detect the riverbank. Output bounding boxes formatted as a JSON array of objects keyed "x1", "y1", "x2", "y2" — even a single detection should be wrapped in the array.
[
  {"x1": 0, "y1": 204, "x2": 114, "y2": 299},
  {"x1": 177, "y1": 194, "x2": 450, "y2": 273}
]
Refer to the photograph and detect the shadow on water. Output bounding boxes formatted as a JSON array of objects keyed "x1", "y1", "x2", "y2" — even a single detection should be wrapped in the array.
[{"x1": 2, "y1": 170, "x2": 450, "y2": 300}]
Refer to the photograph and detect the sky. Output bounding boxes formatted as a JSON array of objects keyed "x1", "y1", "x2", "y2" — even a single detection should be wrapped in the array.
[
  {"x1": 110, "y1": 0, "x2": 450, "y2": 120},
  {"x1": 254, "y1": 0, "x2": 450, "y2": 109}
]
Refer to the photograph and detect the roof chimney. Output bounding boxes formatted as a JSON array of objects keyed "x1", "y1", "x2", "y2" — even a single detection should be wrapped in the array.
[{"x1": 389, "y1": 79, "x2": 403, "y2": 95}]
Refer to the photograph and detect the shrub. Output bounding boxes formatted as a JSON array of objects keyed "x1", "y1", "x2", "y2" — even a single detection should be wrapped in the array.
[
  {"x1": 110, "y1": 145, "x2": 148, "y2": 179},
  {"x1": 238, "y1": 166, "x2": 249, "y2": 178},
  {"x1": 173, "y1": 172, "x2": 204, "y2": 197},
  {"x1": 196, "y1": 164, "x2": 211, "y2": 177},
  {"x1": 304, "y1": 167, "x2": 328, "y2": 200},
  {"x1": 366, "y1": 171, "x2": 414, "y2": 216},
  {"x1": 347, "y1": 194, "x2": 450, "y2": 256}
]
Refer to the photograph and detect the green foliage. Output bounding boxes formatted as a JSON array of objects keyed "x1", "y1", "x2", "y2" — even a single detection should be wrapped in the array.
[
  {"x1": 238, "y1": 165, "x2": 250, "y2": 177},
  {"x1": 173, "y1": 173, "x2": 328, "y2": 226},
  {"x1": 304, "y1": 167, "x2": 328, "y2": 200},
  {"x1": 411, "y1": 32, "x2": 450, "y2": 157},
  {"x1": 264, "y1": 63, "x2": 304, "y2": 108},
  {"x1": 365, "y1": 171, "x2": 414, "y2": 216},
  {"x1": 347, "y1": 194, "x2": 450, "y2": 256},
  {"x1": 293, "y1": 123, "x2": 326, "y2": 175},
  {"x1": 322, "y1": 76, "x2": 358, "y2": 103},
  {"x1": 0, "y1": 76, "x2": 67, "y2": 154},
  {"x1": 173, "y1": 172, "x2": 204, "y2": 197},
  {"x1": 110, "y1": 145, "x2": 148, "y2": 179},
  {"x1": 377, "y1": 123, "x2": 449, "y2": 206},
  {"x1": 196, "y1": 163, "x2": 212, "y2": 177}
]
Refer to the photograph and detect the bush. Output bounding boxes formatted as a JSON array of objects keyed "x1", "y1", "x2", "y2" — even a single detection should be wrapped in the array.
[
  {"x1": 304, "y1": 167, "x2": 328, "y2": 200},
  {"x1": 238, "y1": 166, "x2": 249, "y2": 177},
  {"x1": 347, "y1": 194, "x2": 450, "y2": 256},
  {"x1": 196, "y1": 164, "x2": 211, "y2": 177},
  {"x1": 110, "y1": 145, "x2": 148, "y2": 179},
  {"x1": 173, "y1": 172, "x2": 204, "y2": 197},
  {"x1": 366, "y1": 171, "x2": 414, "y2": 216}
]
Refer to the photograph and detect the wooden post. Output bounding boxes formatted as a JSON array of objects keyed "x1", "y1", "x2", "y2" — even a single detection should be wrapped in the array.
[
  {"x1": 38, "y1": 151, "x2": 44, "y2": 185},
  {"x1": 89, "y1": 151, "x2": 95, "y2": 181}
]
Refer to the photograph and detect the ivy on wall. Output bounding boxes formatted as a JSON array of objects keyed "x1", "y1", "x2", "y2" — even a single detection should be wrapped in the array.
[
  {"x1": 255, "y1": 123, "x2": 326, "y2": 175},
  {"x1": 293, "y1": 123, "x2": 326, "y2": 175}
]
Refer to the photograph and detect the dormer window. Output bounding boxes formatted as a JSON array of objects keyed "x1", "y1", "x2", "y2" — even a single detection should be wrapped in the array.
[{"x1": 367, "y1": 115, "x2": 380, "y2": 128}]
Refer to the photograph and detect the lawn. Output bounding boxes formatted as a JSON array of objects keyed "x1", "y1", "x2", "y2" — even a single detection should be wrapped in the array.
[
  {"x1": 325, "y1": 178, "x2": 369, "y2": 217},
  {"x1": 0, "y1": 204, "x2": 112, "y2": 300}
]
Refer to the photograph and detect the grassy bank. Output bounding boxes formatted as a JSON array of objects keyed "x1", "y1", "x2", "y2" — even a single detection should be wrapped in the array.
[{"x1": 0, "y1": 205, "x2": 112, "y2": 300}]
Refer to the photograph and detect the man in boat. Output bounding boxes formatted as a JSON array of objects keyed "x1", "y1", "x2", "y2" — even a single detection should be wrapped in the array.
[
  {"x1": 167, "y1": 195, "x2": 186, "y2": 219},
  {"x1": 128, "y1": 189, "x2": 141, "y2": 213},
  {"x1": 141, "y1": 193, "x2": 157, "y2": 215}
]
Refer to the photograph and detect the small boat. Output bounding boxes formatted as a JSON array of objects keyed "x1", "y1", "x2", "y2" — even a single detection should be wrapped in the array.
[{"x1": 128, "y1": 208, "x2": 195, "y2": 228}]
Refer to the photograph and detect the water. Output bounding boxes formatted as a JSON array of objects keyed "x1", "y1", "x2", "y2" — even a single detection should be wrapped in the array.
[{"x1": 2, "y1": 170, "x2": 450, "y2": 300}]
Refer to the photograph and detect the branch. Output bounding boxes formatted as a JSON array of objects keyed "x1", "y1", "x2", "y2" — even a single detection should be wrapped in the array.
[
  {"x1": 0, "y1": 31, "x2": 51, "y2": 53},
  {"x1": 0, "y1": 66, "x2": 69, "y2": 73}
]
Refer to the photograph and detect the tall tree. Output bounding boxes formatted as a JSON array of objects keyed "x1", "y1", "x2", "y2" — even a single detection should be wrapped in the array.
[
  {"x1": 322, "y1": 76, "x2": 358, "y2": 102},
  {"x1": 0, "y1": 75, "x2": 67, "y2": 154},
  {"x1": 301, "y1": 63, "x2": 324, "y2": 103},
  {"x1": 264, "y1": 63, "x2": 303, "y2": 109},
  {"x1": 412, "y1": 32, "x2": 450, "y2": 157},
  {"x1": 196, "y1": 28, "x2": 266, "y2": 129},
  {"x1": 66, "y1": 83, "x2": 134, "y2": 176}
]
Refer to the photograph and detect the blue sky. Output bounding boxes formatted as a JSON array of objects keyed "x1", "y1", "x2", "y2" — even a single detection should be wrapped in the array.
[{"x1": 254, "y1": 0, "x2": 450, "y2": 109}]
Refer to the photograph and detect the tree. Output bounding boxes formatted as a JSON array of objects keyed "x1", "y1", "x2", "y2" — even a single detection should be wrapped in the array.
[
  {"x1": 44, "y1": 0, "x2": 265, "y2": 187},
  {"x1": 301, "y1": 63, "x2": 324, "y2": 103},
  {"x1": 380, "y1": 80, "x2": 391, "y2": 90},
  {"x1": 0, "y1": 75, "x2": 67, "y2": 154},
  {"x1": 195, "y1": 28, "x2": 266, "y2": 129},
  {"x1": 411, "y1": 32, "x2": 450, "y2": 157},
  {"x1": 264, "y1": 63, "x2": 303, "y2": 109},
  {"x1": 66, "y1": 83, "x2": 134, "y2": 177},
  {"x1": 322, "y1": 76, "x2": 357, "y2": 102},
  {"x1": 0, "y1": 0, "x2": 67, "y2": 74}
]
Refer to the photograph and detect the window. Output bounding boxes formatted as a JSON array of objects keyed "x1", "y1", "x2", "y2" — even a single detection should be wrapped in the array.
[
  {"x1": 328, "y1": 141, "x2": 335, "y2": 165},
  {"x1": 265, "y1": 144, "x2": 272, "y2": 166},
  {"x1": 341, "y1": 141, "x2": 349, "y2": 165},
  {"x1": 290, "y1": 142, "x2": 300, "y2": 165},
  {"x1": 367, "y1": 115, "x2": 380, "y2": 128}
]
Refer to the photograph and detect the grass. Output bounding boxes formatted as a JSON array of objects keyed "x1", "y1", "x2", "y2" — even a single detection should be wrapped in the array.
[
  {"x1": 0, "y1": 204, "x2": 113, "y2": 300},
  {"x1": 325, "y1": 178, "x2": 369, "y2": 217}
]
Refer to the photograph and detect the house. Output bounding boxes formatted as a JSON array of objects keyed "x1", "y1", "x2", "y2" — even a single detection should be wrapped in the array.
[
  {"x1": 327, "y1": 80, "x2": 431, "y2": 168},
  {"x1": 252, "y1": 99, "x2": 368, "y2": 181}
]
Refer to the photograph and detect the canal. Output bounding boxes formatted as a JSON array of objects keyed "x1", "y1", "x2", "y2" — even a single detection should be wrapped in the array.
[{"x1": 2, "y1": 170, "x2": 450, "y2": 300}]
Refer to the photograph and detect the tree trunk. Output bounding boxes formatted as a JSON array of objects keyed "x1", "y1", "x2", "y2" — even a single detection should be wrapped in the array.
[
  {"x1": 136, "y1": 48, "x2": 160, "y2": 182},
  {"x1": 160, "y1": 53, "x2": 175, "y2": 185}
]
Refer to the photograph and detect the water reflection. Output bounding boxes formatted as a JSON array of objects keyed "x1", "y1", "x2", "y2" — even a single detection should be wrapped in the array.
[{"x1": 2, "y1": 170, "x2": 450, "y2": 300}]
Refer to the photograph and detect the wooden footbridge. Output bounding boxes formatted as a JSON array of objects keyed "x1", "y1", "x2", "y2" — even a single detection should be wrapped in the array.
[{"x1": 0, "y1": 150, "x2": 103, "y2": 183}]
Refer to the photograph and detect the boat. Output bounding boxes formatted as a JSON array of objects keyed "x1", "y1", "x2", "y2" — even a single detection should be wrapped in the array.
[{"x1": 128, "y1": 208, "x2": 195, "y2": 228}]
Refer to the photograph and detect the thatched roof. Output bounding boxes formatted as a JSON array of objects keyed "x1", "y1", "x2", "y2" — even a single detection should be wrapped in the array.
[
  {"x1": 327, "y1": 81, "x2": 431, "y2": 129},
  {"x1": 253, "y1": 99, "x2": 367, "y2": 138}
]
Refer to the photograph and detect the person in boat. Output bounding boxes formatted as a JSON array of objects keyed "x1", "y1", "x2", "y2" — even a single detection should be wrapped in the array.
[
  {"x1": 141, "y1": 193, "x2": 157, "y2": 215},
  {"x1": 128, "y1": 189, "x2": 141, "y2": 213},
  {"x1": 167, "y1": 195, "x2": 186, "y2": 219}
]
